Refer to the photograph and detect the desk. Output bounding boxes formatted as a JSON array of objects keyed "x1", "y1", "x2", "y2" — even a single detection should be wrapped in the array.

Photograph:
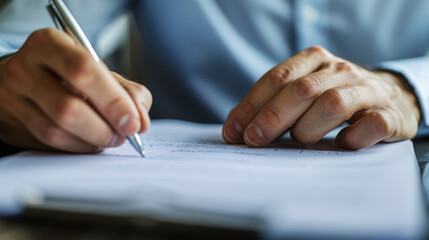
[{"x1": 1, "y1": 138, "x2": 429, "y2": 240}]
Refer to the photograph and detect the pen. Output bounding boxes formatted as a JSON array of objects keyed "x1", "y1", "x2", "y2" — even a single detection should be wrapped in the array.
[{"x1": 46, "y1": 0, "x2": 146, "y2": 157}]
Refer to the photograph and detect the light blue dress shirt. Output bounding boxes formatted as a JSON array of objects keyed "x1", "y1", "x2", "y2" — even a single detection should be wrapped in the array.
[{"x1": 1, "y1": 0, "x2": 429, "y2": 136}]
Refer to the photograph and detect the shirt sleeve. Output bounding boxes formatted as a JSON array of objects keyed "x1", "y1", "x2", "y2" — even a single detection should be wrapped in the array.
[
  {"x1": 375, "y1": 56, "x2": 429, "y2": 138},
  {"x1": 0, "y1": 39, "x2": 18, "y2": 58},
  {"x1": 0, "y1": 0, "x2": 130, "y2": 58},
  {"x1": 0, "y1": 0, "x2": 53, "y2": 58}
]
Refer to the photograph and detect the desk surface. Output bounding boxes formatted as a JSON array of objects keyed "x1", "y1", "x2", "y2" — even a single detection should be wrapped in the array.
[{"x1": 1, "y1": 139, "x2": 429, "y2": 240}]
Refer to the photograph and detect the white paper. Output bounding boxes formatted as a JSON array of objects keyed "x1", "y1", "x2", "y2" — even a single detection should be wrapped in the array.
[{"x1": 0, "y1": 119, "x2": 426, "y2": 239}]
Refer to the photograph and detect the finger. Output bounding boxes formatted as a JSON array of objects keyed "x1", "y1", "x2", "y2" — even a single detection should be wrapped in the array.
[
  {"x1": 223, "y1": 46, "x2": 333, "y2": 143},
  {"x1": 112, "y1": 73, "x2": 152, "y2": 133},
  {"x1": 335, "y1": 109, "x2": 397, "y2": 150},
  {"x1": 0, "y1": 90, "x2": 101, "y2": 153},
  {"x1": 23, "y1": 29, "x2": 141, "y2": 137},
  {"x1": 5, "y1": 63, "x2": 120, "y2": 147},
  {"x1": 243, "y1": 66, "x2": 345, "y2": 147},
  {"x1": 290, "y1": 85, "x2": 375, "y2": 145}
]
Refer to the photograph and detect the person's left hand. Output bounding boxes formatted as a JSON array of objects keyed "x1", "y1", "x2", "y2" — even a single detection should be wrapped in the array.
[{"x1": 222, "y1": 46, "x2": 421, "y2": 150}]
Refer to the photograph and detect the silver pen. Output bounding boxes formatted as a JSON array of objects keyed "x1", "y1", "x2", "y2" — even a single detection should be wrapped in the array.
[{"x1": 47, "y1": 0, "x2": 146, "y2": 157}]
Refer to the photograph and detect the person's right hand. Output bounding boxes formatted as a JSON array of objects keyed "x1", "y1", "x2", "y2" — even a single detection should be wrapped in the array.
[{"x1": 0, "y1": 29, "x2": 152, "y2": 153}]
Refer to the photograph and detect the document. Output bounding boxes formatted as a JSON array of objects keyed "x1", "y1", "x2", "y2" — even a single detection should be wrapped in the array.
[{"x1": 0, "y1": 120, "x2": 426, "y2": 239}]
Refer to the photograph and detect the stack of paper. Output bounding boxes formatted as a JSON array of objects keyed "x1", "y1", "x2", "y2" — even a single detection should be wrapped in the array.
[{"x1": 0, "y1": 120, "x2": 426, "y2": 239}]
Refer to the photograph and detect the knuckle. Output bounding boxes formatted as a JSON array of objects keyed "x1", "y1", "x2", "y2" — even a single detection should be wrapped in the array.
[
  {"x1": 115, "y1": 77, "x2": 153, "y2": 111},
  {"x1": 26, "y1": 30, "x2": 48, "y2": 48},
  {"x1": 134, "y1": 84, "x2": 153, "y2": 107},
  {"x1": 293, "y1": 76, "x2": 321, "y2": 99},
  {"x1": 369, "y1": 112, "x2": 391, "y2": 138},
  {"x1": 260, "y1": 105, "x2": 283, "y2": 128},
  {"x1": 66, "y1": 52, "x2": 96, "y2": 84},
  {"x1": 53, "y1": 97, "x2": 81, "y2": 127},
  {"x1": 142, "y1": 87, "x2": 153, "y2": 109},
  {"x1": 321, "y1": 89, "x2": 347, "y2": 116},
  {"x1": 334, "y1": 61, "x2": 354, "y2": 73},
  {"x1": 103, "y1": 96, "x2": 126, "y2": 116},
  {"x1": 265, "y1": 67, "x2": 293, "y2": 90},
  {"x1": 27, "y1": 29, "x2": 58, "y2": 44},
  {"x1": 236, "y1": 100, "x2": 258, "y2": 118},
  {"x1": 307, "y1": 45, "x2": 330, "y2": 58},
  {"x1": 133, "y1": 83, "x2": 146, "y2": 95},
  {"x1": 333, "y1": 61, "x2": 361, "y2": 78},
  {"x1": 25, "y1": 29, "x2": 59, "y2": 52}
]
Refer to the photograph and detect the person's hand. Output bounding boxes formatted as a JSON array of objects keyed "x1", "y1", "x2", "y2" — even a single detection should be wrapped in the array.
[
  {"x1": 0, "y1": 28, "x2": 152, "y2": 153},
  {"x1": 223, "y1": 46, "x2": 421, "y2": 149}
]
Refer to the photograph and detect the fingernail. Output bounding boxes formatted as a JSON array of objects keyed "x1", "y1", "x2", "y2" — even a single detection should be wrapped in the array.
[
  {"x1": 108, "y1": 134, "x2": 119, "y2": 147},
  {"x1": 119, "y1": 114, "x2": 140, "y2": 135},
  {"x1": 245, "y1": 124, "x2": 265, "y2": 146},
  {"x1": 223, "y1": 121, "x2": 243, "y2": 143},
  {"x1": 113, "y1": 136, "x2": 126, "y2": 147},
  {"x1": 110, "y1": 135, "x2": 125, "y2": 147}
]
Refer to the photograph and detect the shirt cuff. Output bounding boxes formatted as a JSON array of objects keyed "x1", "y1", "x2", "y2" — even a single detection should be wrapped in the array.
[{"x1": 375, "y1": 57, "x2": 429, "y2": 138}]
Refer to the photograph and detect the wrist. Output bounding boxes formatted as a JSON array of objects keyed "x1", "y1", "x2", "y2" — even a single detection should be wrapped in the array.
[{"x1": 376, "y1": 70, "x2": 422, "y2": 123}]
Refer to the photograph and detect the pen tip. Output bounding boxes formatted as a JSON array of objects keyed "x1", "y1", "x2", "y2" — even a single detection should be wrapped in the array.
[{"x1": 140, "y1": 150, "x2": 146, "y2": 158}]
